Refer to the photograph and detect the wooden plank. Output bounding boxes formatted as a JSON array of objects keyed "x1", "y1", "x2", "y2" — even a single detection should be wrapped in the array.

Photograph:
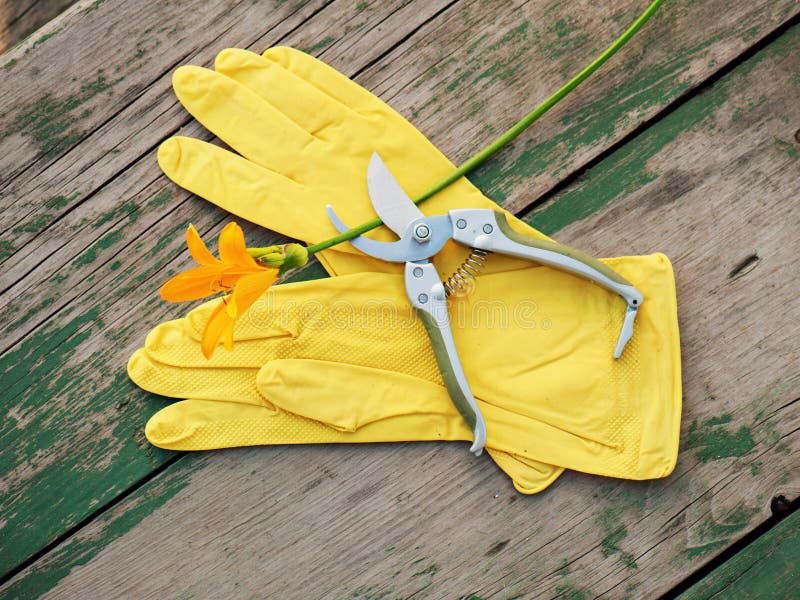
[
  {"x1": 0, "y1": 0, "x2": 460, "y2": 578},
  {"x1": 0, "y1": 0, "x2": 797, "y2": 585},
  {"x1": 3, "y1": 14, "x2": 799, "y2": 600},
  {"x1": 0, "y1": 0, "x2": 77, "y2": 53},
  {"x1": 678, "y1": 510, "x2": 800, "y2": 600}
]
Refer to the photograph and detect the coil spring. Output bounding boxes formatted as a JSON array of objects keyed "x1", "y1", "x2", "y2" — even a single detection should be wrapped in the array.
[{"x1": 443, "y1": 248, "x2": 489, "y2": 297}]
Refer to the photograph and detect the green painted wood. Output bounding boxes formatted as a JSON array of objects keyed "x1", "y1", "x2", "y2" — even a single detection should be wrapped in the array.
[
  {"x1": 1, "y1": 13, "x2": 798, "y2": 599},
  {"x1": 678, "y1": 511, "x2": 800, "y2": 600},
  {"x1": 0, "y1": 0, "x2": 459, "y2": 579}
]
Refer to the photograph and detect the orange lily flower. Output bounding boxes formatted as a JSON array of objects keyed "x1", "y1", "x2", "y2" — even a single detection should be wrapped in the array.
[{"x1": 161, "y1": 223, "x2": 278, "y2": 358}]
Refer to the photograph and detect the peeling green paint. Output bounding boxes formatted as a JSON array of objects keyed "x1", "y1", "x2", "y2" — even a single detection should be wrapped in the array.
[
  {"x1": 598, "y1": 507, "x2": 637, "y2": 569},
  {"x1": 4, "y1": 58, "x2": 17, "y2": 69},
  {"x1": 685, "y1": 502, "x2": 758, "y2": 560},
  {"x1": 151, "y1": 221, "x2": 189, "y2": 257},
  {"x1": 27, "y1": 28, "x2": 65, "y2": 53},
  {"x1": 680, "y1": 510, "x2": 800, "y2": 599},
  {"x1": 554, "y1": 584, "x2": 588, "y2": 600},
  {"x1": 17, "y1": 297, "x2": 56, "y2": 326},
  {"x1": 2, "y1": 72, "x2": 121, "y2": 156},
  {"x1": 303, "y1": 37, "x2": 335, "y2": 54},
  {"x1": 743, "y1": 25, "x2": 762, "y2": 42},
  {"x1": 774, "y1": 138, "x2": 797, "y2": 159},
  {"x1": 441, "y1": 22, "x2": 531, "y2": 95},
  {"x1": 46, "y1": 192, "x2": 79, "y2": 209},
  {"x1": 686, "y1": 540, "x2": 726, "y2": 560},
  {"x1": 72, "y1": 230, "x2": 125, "y2": 267},
  {"x1": 539, "y1": 17, "x2": 589, "y2": 60},
  {"x1": 696, "y1": 505, "x2": 757, "y2": 540},
  {"x1": 0, "y1": 239, "x2": 14, "y2": 259},
  {"x1": 0, "y1": 305, "x2": 179, "y2": 575},
  {"x1": 2, "y1": 460, "x2": 191, "y2": 598},
  {"x1": 82, "y1": 0, "x2": 107, "y2": 13},
  {"x1": 412, "y1": 563, "x2": 438, "y2": 577},
  {"x1": 14, "y1": 213, "x2": 54, "y2": 233},
  {"x1": 147, "y1": 188, "x2": 173, "y2": 207},
  {"x1": 685, "y1": 414, "x2": 755, "y2": 462},
  {"x1": 556, "y1": 556, "x2": 571, "y2": 576},
  {"x1": 96, "y1": 199, "x2": 140, "y2": 227}
]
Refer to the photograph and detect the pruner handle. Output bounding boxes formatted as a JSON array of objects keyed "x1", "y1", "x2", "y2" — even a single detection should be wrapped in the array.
[
  {"x1": 449, "y1": 208, "x2": 643, "y2": 358},
  {"x1": 405, "y1": 261, "x2": 487, "y2": 456}
]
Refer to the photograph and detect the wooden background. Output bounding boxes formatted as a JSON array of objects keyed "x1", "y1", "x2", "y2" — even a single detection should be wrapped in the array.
[{"x1": 1, "y1": 0, "x2": 798, "y2": 598}]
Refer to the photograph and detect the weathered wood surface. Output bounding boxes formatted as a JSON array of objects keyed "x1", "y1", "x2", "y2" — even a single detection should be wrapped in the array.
[
  {"x1": 0, "y1": 0, "x2": 77, "y2": 53},
  {"x1": 678, "y1": 510, "x2": 800, "y2": 599},
  {"x1": 1, "y1": 0, "x2": 799, "y2": 597}
]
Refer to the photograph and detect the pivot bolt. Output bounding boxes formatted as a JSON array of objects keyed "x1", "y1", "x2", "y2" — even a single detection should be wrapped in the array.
[
  {"x1": 414, "y1": 224, "x2": 431, "y2": 242},
  {"x1": 417, "y1": 293, "x2": 429, "y2": 303},
  {"x1": 456, "y1": 219, "x2": 467, "y2": 229}
]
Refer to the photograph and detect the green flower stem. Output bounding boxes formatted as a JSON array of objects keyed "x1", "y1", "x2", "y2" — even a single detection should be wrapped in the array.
[{"x1": 305, "y1": 0, "x2": 664, "y2": 256}]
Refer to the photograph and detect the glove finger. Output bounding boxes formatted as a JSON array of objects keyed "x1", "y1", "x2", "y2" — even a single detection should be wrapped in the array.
[
  {"x1": 487, "y1": 449, "x2": 564, "y2": 495},
  {"x1": 262, "y1": 46, "x2": 389, "y2": 118},
  {"x1": 137, "y1": 274, "x2": 429, "y2": 373},
  {"x1": 146, "y1": 397, "x2": 561, "y2": 494},
  {"x1": 255, "y1": 357, "x2": 565, "y2": 489},
  {"x1": 129, "y1": 347, "x2": 271, "y2": 407},
  {"x1": 261, "y1": 46, "x2": 555, "y2": 248},
  {"x1": 257, "y1": 357, "x2": 633, "y2": 477},
  {"x1": 145, "y1": 398, "x2": 471, "y2": 450},
  {"x1": 136, "y1": 311, "x2": 295, "y2": 372},
  {"x1": 172, "y1": 48, "x2": 554, "y2": 278},
  {"x1": 172, "y1": 65, "x2": 321, "y2": 175},
  {"x1": 146, "y1": 399, "x2": 338, "y2": 450},
  {"x1": 215, "y1": 48, "x2": 362, "y2": 141},
  {"x1": 258, "y1": 359, "x2": 456, "y2": 432}
]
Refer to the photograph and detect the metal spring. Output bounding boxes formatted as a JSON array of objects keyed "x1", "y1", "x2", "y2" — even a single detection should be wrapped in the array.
[{"x1": 443, "y1": 248, "x2": 490, "y2": 297}]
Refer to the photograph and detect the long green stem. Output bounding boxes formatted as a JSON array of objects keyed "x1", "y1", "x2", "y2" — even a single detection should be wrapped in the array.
[{"x1": 305, "y1": 0, "x2": 664, "y2": 256}]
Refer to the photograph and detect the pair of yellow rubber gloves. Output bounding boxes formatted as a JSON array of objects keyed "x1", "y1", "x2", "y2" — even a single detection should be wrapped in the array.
[{"x1": 127, "y1": 47, "x2": 682, "y2": 493}]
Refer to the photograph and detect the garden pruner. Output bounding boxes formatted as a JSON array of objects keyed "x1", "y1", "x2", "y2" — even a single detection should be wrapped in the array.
[{"x1": 327, "y1": 153, "x2": 643, "y2": 455}]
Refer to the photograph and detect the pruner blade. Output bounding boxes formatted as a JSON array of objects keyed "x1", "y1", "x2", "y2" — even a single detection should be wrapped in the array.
[
  {"x1": 325, "y1": 204, "x2": 452, "y2": 263},
  {"x1": 366, "y1": 152, "x2": 425, "y2": 237},
  {"x1": 614, "y1": 304, "x2": 639, "y2": 359}
]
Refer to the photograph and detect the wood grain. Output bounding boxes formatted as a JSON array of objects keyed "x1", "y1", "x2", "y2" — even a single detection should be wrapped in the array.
[
  {"x1": 2, "y1": 7, "x2": 798, "y2": 598},
  {"x1": 0, "y1": 0, "x2": 77, "y2": 53}
]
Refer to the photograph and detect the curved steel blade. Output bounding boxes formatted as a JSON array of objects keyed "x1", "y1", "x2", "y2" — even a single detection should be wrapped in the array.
[
  {"x1": 367, "y1": 152, "x2": 424, "y2": 237},
  {"x1": 325, "y1": 205, "x2": 451, "y2": 262}
]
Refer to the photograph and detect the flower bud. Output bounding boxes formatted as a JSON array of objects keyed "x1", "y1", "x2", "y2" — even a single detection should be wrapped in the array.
[{"x1": 249, "y1": 243, "x2": 309, "y2": 275}]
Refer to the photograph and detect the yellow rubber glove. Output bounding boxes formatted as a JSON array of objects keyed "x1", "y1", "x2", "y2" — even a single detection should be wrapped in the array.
[
  {"x1": 136, "y1": 47, "x2": 681, "y2": 492},
  {"x1": 157, "y1": 46, "x2": 546, "y2": 278},
  {"x1": 130, "y1": 256, "x2": 681, "y2": 487},
  {"x1": 150, "y1": 47, "x2": 583, "y2": 491}
]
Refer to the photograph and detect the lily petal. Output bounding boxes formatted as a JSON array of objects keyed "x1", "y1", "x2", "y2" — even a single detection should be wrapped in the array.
[
  {"x1": 161, "y1": 266, "x2": 228, "y2": 302},
  {"x1": 186, "y1": 224, "x2": 220, "y2": 266},
  {"x1": 201, "y1": 298, "x2": 236, "y2": 359},
  {"x1": 218, "y1": 222, "x2": 259, "y2": 268},
  {"x1": 230, "y1": 269, "x2": 279, "y2": 317}
]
